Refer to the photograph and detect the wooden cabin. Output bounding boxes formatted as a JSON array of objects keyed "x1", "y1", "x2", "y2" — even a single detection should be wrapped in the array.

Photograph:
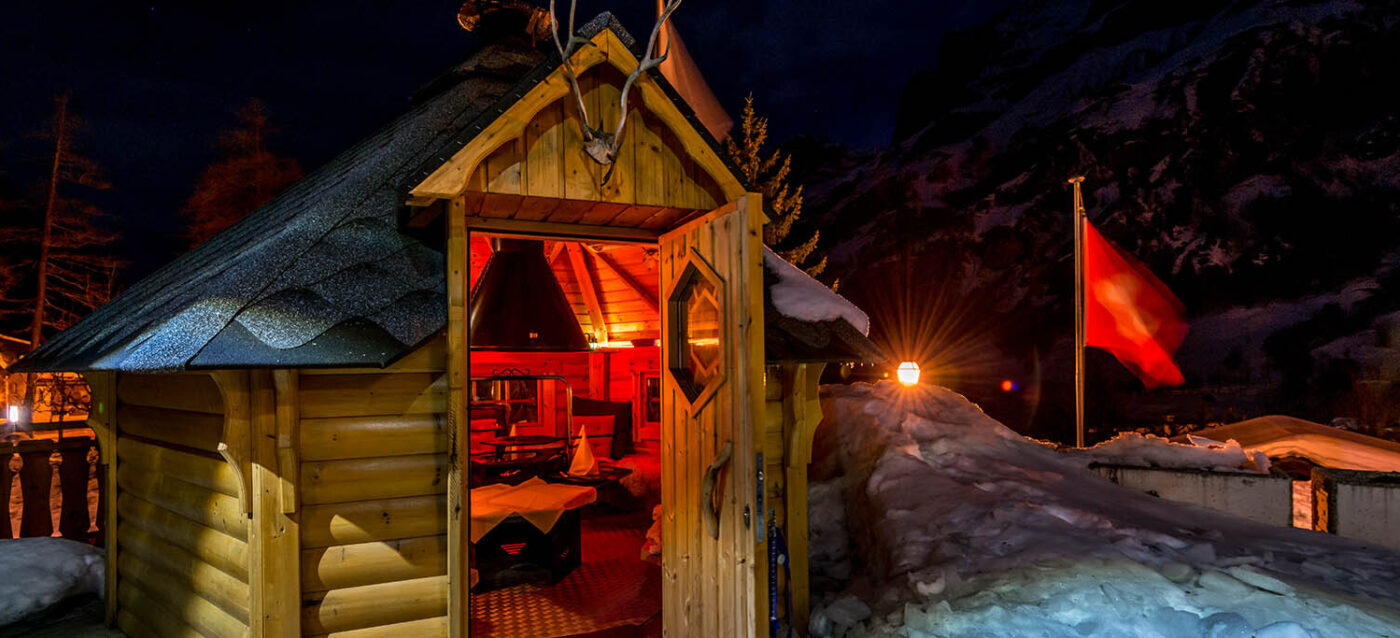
[{"x1": 15, "y1": 12, "x2": 881, "y2": 638}]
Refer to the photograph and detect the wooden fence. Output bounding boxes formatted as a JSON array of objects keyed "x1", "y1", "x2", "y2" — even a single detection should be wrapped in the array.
[{"x1": 1, "y1": 421, "x2": 105, "y2": 542}]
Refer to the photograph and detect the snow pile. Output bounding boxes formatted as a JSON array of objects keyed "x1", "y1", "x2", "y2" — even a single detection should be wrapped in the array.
[
  {"x1": 809, "y1": 381, "x2": 1400, "y2": 638},
  {"x1": 1070, "y1": 432, "x2": 1271, "y2": 473},
  {"x1": 0, "y1": 537, "x2": 104, "y2": 626},
  {"x1": 763, "y1": 247, "x2": 869, "y2": 335},
  {"x1": 808, "y1": 479, "x2": 853, "y2": 589}
]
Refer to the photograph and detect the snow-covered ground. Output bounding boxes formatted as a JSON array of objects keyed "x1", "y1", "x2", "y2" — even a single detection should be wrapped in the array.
[
  {"x1": 0, "y1": 537, "x2": 104, "y2": 626},
  {"x1": 808, "y1": 381, "x2": 1400, "y2": 638}
]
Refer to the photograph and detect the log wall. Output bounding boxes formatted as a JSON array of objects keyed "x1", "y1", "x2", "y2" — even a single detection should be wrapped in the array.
[
  {"x1": 298, "y1": 336, "x2": 450, "y2": 637},
  {"x1": 112, "y1": 372, "x2": 253, "y2": 638}
]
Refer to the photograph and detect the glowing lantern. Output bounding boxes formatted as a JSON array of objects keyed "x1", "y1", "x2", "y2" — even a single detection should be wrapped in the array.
[
  {"x1": 6, "y1": 405, "x2": 18, "y2": 424},
  {"x1": 896, "y1": 362, "x2": 921, "y2": 387}
]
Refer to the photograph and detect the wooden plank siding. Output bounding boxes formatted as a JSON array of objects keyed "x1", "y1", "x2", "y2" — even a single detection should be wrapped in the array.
[
  {"x1": 111, "y1": 372, "x2": 254, "y2": 638},
  {"x1": 413, "y1": 29, "x2": 743, "y2": 207},
  {"x1": 297, "y1": 336, "x2": 451, "y2": 637},
  {"x1": 461, "y1": 64, "x2": 725, "y2": 219}
]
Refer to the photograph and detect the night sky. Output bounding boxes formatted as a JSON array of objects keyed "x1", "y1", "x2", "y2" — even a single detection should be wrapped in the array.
[{"x1": 1, "y1": 0, "x2": 1014, "y2": 281}]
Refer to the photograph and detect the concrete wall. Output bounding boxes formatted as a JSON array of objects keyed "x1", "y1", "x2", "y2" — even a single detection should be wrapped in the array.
[
  {"x1": 1312, "y1": 467, "x2": 1400, "y2": 550},
  {"x1": 1090, "y1": 464, "x2": 1294, "y2": 527}
]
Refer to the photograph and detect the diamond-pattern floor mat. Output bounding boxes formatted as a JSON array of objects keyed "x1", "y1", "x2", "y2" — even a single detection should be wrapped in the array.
[{"x1": 471, "y1": 513, "x2": 661, "y2": 638}]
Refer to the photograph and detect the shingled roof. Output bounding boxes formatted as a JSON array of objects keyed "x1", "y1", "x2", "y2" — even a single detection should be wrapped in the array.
[
  {"x1": 14, "y1": 16, "x2": 607, "y2": 372},
  {"x1": 16, "y1": 13, "x2": 882, "y2": 373}
]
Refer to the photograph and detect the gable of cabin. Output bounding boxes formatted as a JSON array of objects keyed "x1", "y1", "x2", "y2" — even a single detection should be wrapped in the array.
[{"x1": 410, "y1": 26, "x2": 745, "y2": 239}]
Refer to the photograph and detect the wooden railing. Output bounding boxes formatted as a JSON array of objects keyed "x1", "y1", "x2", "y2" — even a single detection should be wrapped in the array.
[{"x1": 1, "y1": 421, "x2": 105, "y2": 543}]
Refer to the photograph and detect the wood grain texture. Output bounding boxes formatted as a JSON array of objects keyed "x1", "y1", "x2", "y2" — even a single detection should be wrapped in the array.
[
  {"x1": 299, "y1": 372, "x2": 447, "y2": 419},
  {"x1": 301, "y1": 575, "x2": 448, "y2": 635},
  {"x1": 118, "y1": 373, "x2": 225, "y2": 414},
  {"x1": 300, "y1": 454, "x2": 448, "y2": 505},
  {"x1": 301, "y1": 536, "x2": 447, "y2": 593},
  {"x1": 300, "y1": 415, "x2": 448, "y2": 462},
  {"x1": 656, "y1": 192, "x2": 763, "y2": 638},
  {"x1": 117, "y1": 493, "x2": 250, "y2": 580},
  {"x1": 301, "y1": 494, "x2": 448, "y2": 548}
]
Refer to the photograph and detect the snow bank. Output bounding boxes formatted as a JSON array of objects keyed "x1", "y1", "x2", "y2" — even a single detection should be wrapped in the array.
[
  {"x1": 1070, "y1": 431, "x2": 1271, "y2": 473},
  {"x1": 0, "y1": 537, "x2": 104, "y2": 626},
  {"x1": 763, "y1": 247, "x2": 870, "y2": 335},
  {"x1": 809, "y1": 381, "x2": 1400, "y2": 638}
]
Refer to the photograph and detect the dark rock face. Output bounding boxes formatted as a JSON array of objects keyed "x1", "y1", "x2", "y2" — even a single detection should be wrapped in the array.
[{"x1": 802, "y1": 1, "x2": 1400, "y2": 438}]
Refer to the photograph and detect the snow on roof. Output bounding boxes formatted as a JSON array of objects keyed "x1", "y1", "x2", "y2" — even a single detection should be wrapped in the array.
[
  {"x1": 808, "y1": 381, "x2": 1400, "y2": 638},
  {"x1": 762, "y1": 247, "x2": 869, "y2": 335},
  {"x1": 1178, "y1": 416, "x2": 1400, "y2": 473}
]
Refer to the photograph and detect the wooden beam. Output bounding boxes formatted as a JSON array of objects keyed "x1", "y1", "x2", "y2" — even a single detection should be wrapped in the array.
[
  {"x1": 587, "y1": 245, "x2": 659, "y2": 313},
  {"x1": 464, "y1": 216, "x2": 660, "y2": 243},
  {"x1": 273, "y1": 370, "x2": 299, "y2": 514},
  {"x1": 250, "y1": 369, "x2": 301, "y2": 638},
  {"x1": 567, "y1": 243, "x2": 609, "y2": 343},
  {"x1": 546, "y1": 241, "x2": 565, "y2": 265},
  {"x1": 446, "y1": 196, "x2": 469, "y2": 638},
  {"x1": 81, "y1": 370, "x2": 118, "y2": 625},
  {"x1": 784, "y1": 362, "x2": 825, "y2": 634}
]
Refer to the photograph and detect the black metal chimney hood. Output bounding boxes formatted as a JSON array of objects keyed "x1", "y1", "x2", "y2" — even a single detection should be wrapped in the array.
[{"x1": 469, "y1": 238, "x2": 590, "y2": 352}]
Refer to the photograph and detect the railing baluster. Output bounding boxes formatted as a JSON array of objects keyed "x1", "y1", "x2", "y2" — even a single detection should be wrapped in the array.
[
  {"x1": 17, "y1": 441, "x2": 55, "y2": 538},
  {"x1": 94, "y1": 444, "x2": 108, "y2": 546},
  {"x1": 57, "y1": 437, "x2": 93, "y2": 540},
  {"x1": 2, "y1": 448, "x2": 14, "y2": 539}
]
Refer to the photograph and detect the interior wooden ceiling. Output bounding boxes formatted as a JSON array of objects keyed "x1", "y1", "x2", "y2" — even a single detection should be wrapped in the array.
[{"x1": 468, "y1": 235, "x2": 660, "y2": 344}]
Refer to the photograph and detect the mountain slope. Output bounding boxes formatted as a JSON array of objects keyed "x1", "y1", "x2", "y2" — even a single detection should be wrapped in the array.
[{"x1": 804, "y1": 0, "x2": 1400, "y2": 435}]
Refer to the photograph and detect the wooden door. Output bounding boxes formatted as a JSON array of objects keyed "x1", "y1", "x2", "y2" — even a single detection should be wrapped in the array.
[{"x1": 658, "y1": 193, "x2": 765, "y2": 637}]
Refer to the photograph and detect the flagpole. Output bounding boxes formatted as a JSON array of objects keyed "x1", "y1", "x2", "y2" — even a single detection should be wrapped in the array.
[{"x1": 1069, "y1": 175, "x2": 1086, "y2": 448}]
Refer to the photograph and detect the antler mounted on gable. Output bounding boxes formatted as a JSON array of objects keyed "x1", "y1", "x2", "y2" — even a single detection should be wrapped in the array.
[{"x1": 550, "y1": 0, "x2": 683, "y2": 185}]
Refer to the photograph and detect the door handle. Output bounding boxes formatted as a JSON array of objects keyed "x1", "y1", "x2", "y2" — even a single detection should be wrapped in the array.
[{"x1": 702, "y1": 442, "x2": 733, "y2": 540}]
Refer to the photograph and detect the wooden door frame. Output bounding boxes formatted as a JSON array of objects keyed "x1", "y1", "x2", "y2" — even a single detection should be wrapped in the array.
[{"x1": 445, "y1": 192, "x2": 766, "y2": 637}]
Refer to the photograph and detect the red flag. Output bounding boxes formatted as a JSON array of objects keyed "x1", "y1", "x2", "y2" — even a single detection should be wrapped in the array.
[{"x1": 1083, "y1": 219, "x2": 1188, "y2": 388}]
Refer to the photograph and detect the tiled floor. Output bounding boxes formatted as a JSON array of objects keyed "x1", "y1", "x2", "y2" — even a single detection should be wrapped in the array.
[{"x1": 471, "y1": 510, "x2": 661, "y2": 638}]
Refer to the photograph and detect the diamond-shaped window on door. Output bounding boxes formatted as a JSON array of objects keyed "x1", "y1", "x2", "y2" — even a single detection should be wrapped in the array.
[{"x1": 668, "y1": 257, "x2": 725, "y2": 406}]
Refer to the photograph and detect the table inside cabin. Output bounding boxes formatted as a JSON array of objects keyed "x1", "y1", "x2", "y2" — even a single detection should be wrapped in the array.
[{"x1": 470, "y1": 478, "x2": 597, "y2": 590}]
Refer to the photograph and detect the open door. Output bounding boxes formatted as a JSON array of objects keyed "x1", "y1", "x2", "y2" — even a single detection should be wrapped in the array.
[{"x1": 658, "y1": 193, "x2": 766, "y2": 638}]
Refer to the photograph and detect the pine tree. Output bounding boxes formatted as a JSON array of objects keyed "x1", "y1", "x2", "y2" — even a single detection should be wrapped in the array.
[
  {"x1": 724, "y1": 95, "x2": 827, "y2": 279},
  {"x1": 3, "y1": 94, "x2": 124, "y2": 420},
  {"x1": 182, "y1": 99, "x2": 302, "y2": 247},
  {"x1": 29, "y1": 93, "x2": 122, "y2": 343}
]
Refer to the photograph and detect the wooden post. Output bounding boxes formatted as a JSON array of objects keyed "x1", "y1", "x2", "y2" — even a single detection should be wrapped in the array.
[
  {"x1": 56, "y1": 437, "x2": 93, "y2": 540},
  {"x1": 250, "y1": 369, "x2": 301, "y2": 637},
  {"x1": 740, "y1": 192, "x2": 766, "y2": 638},
  {"x1": 1069, "y1": 176, "x2": 1086, "y2": 448},
  {"x1": 1, "y1": 446, "x2": 13, "y2": 539},
  {"x1": 783, "y1": 362, "x2": 825, "y2": 634},
  {"x1": 82, "y1": 371, "x2": 118, "y2": 624},
  {"x1": 447, "y1": 196, "x2": 470, "y2": 638},
  {"x1": 17, "y1": 440, "x2": 54, "y2": 537}
]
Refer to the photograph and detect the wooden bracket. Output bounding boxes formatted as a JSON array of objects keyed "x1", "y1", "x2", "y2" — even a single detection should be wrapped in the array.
[{"x1": 211, "y1": 370, "x2": 254, "y2": 516}]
